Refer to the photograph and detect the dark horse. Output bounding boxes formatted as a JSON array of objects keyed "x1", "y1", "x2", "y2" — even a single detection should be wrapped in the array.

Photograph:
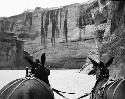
[
  {"x1": 88, "y1": 57, "x2": 125, "y2": 99},
  {"x1": 24, "y1": 53, "x2": 50, "y2": 86},
  {"x1": 0, "y1": 53, "x2": 54, "y2": 99}
]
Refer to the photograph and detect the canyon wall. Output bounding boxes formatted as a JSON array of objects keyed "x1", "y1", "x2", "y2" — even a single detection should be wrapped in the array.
[
  {"x1": 1, "y1": 0, "x2": 120, "y2": 71},
  {"x1": 99, "y1": 0, "x2": 125, "y2": 79},
  {"x1": 81, "y1": 0, "x2": 125, "y2": 80},
  {"x1": 0, "y1": 32, "x2": 25, "y2": 69},
  {"x1": 0, "y1": 0, "x2": 101, "y2": 69}
]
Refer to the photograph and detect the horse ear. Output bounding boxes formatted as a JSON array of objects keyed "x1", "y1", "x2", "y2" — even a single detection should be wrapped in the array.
[
  {"x1": 105, "y1": 57, "x2": 114, "y2": 68},
  {"x1": 41, "y1": 53, "x2": 46, "y2": 65},
  {"x1": 24, "y1": 56, "x2": 34, "y2": 67},
  {"x1": 88, "y1": 57, "x2": 98, "y2": 67}
]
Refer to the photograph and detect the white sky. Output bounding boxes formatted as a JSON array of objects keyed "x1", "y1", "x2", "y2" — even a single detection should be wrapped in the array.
[{"x1": 0, "y1": 0, "x2": 91, "y2": 17}]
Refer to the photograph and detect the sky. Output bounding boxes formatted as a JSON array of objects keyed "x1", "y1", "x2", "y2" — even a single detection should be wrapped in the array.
[{"x1": 0, "y1": 0, "x2": 91, "y2": 17}]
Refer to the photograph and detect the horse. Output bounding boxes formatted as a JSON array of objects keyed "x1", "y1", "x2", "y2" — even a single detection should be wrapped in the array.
[
  {"x1": 0, "y1": 53, "x2": 54, "y2": 99},
  {"x1": 88, "y1": 57, "x2": 125, "y2": 99},
  {"x1": 24, "y1": 53, "x2": 50, "y2": 86}
]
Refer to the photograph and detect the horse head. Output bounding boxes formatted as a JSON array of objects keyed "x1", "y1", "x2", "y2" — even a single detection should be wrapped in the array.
[
  {"x1": 0, "y1": 53, "x2": 53, "y2": 99},
  {"x1": 88, "y1": 57, "x2": 114, "y2": 80},
  {"x1": 24, "y1": 53, "x2": 50, "y2": 85}
]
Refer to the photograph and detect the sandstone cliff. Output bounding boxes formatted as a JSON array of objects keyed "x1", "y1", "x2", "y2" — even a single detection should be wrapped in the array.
[
  {"x1": 98, "y1": 0, "x2": 125, "y2": 79},
  {"x1": 0, "y1": 32, "x2": 25, "y2": 69},
  {"x1": 0, "y1": 0, "x2": 98, "y2": 69},
  {"x1": 81, "y1": 0, "x2": 125, "y2": 80},
  {"x1": 0, "y1": 0, "x2": 112, "y2": 70}
]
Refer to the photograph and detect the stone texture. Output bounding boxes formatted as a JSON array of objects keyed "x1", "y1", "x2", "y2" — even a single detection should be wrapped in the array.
[
  {"x1": 0, "y1": 1, "x2": 101, "y2": 69},
  {"x1": 0, "y1": 32, "x2": 25, "y2": 69},
  {"x1": 81, "y1": 0, "x2": 125, "y2": 80},
  {"x1": 1, "y1": 0, "x2": 121, "y2": 70},
  {"x1": 99, "y1": 0, "x2": 125, "y2": 79}
]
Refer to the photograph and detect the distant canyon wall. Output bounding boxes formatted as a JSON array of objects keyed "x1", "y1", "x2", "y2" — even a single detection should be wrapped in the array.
[
  {"x1": 0, "y1": 32, "x2": 25, "y2": 69},
  {"x1": 0, "y1": 0, "x2": 116, "y2": 70}
]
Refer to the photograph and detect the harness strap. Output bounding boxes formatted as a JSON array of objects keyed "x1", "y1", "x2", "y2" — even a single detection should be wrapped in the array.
[
  {"x1": 0, "y1": 78, "x2": 24, "y2": 96},
  {"x1": 91, "y1": 78, "x2": 115, "y2": 99},
  {"x1": 98, "y1": 79, "x2": 115, "y2": 96},
  {"x1": 7, "y1": 79, "x2": 28, "y2": 99},
  {"x1": 52, "y1": 88, "x2": 91, "y2": 99},
  {"x1": 112, "y1": 79, "x2": 125, "y2": 99},
  {"x1": 101, "y1": 79, "x2": 115, "y2": 89},
  {"x1": 52, "y1": 88, "x2": 69, "y2": 99},
  {"x1": 77, "y1": 93, "x2": 91, "y2": 99},
  {"x1": 52, "y1": 88, "x2": 75, "y2": 94}
]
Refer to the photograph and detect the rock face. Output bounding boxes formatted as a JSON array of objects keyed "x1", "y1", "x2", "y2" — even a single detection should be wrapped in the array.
[
  {"x1": 99, "y1": 0, "x2": 125, "y2": 79},
  {"x1": 83, "y1": 0, "x2": 125, "y2": 80},
  {"x1": 79, "y1": 0, "x2": 125, "y2": 81},
  {"x1": 0, "y1": 1, "x2": 99, "y2": 69},
  {"x1": 0, "y1": 32, "x2": 25, "y2": 69},
  {"x1": 1, "y1": 0, "x2": 124, "y2": 73},
  {"x1": 30, "y1": 1, "x2": 100, "y2": 69}
]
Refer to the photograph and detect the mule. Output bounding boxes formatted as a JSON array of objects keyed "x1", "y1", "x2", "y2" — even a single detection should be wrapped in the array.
[
  {"x1": 88, "y1": 57, "x2": 125, "y2": 99},
  {"x1": 24, "y1": 53, "x2": 50, "y2": 86},
  {"x1": 0, "y1": 53, "x2": 54, "y2": 99}
]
